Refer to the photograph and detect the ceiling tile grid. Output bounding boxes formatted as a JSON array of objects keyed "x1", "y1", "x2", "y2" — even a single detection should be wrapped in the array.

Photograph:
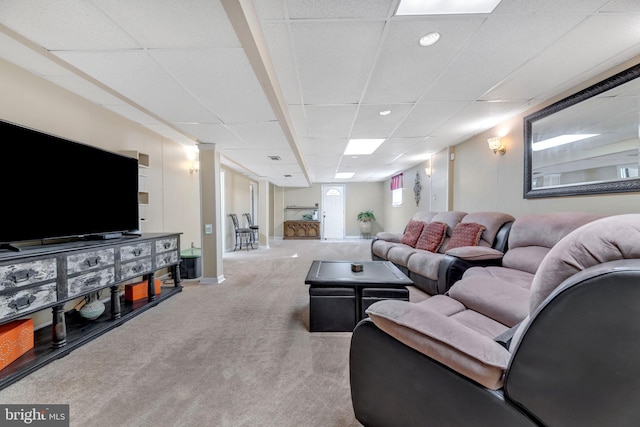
[{"x1": 1, "y1": 0, "x2": 639, "y2": 187}]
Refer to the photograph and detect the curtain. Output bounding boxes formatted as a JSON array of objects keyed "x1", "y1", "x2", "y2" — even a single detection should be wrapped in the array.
[{"x1": 390, "y1": 173, "x2": 403, "y2": 191}]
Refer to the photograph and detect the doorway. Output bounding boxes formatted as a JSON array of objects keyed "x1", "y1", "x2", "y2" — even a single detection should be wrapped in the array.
[{"x1": 322, "y1": 184, "x2": 345, "y2": 240}]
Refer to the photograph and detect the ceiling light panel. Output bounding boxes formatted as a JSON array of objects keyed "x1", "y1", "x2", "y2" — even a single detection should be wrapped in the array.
[
  {"x1": 344, "y1": 139, "x2": 385, "y2": 155},
  {"x1": 396, "y1": 0, "x2": 503, "y2": 15},
  {"x1": 335, "y1": 172, "x2": 355, "y2": 179}
]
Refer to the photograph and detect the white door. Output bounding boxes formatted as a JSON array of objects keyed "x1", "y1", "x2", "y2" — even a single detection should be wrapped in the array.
[{"x1": 322, "y1": 184, "x2": 345, "y2": 239}]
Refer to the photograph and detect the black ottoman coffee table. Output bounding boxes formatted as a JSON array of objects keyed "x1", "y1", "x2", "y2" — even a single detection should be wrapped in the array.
[{"x1": 304, "y1": 260, "x2": 413, "y2": 332}]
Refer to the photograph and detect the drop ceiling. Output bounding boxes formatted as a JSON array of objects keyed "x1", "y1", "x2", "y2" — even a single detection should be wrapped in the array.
[{"x1": 0, "y1": 0, "x2": 639, "y2": 187}]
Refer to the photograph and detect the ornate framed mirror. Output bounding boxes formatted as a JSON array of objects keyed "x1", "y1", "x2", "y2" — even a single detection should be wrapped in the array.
[{"x1": 524, "y1": 63, "x2": 640, "y2": 198}]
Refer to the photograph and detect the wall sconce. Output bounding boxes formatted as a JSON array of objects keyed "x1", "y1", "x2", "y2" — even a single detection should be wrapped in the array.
[
  {"x1": 189, "y1": 160, "x2": 200, "y2": 174},
  {"x1": 487, "y1": 137, "x2": 506, "y2": 155}
]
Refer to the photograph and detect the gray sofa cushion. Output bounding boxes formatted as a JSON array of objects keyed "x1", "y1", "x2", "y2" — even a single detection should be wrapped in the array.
[{"x1": 529, "y1": 213, "x2": 640, "y2": 312}]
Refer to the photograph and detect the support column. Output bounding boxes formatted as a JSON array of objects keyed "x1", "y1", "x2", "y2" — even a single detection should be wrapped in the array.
[
  {"x1": 258, "y1": 178, "x2": 270, "y2": 247},
  {"x1": 198, "y1": 144, "x2": 225, "y2": 284}
]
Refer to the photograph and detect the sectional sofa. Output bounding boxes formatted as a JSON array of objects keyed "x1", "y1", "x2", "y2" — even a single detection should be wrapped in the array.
[
  {"x1": 350, "y1": 212, "x2": 640, "y2": 426},
  {"x1": 371, "y1": 210, "x2": 515, "y2": 295}
]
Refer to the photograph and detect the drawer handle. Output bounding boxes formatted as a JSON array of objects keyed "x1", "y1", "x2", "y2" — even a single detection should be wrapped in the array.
[
  {"x1": 132, "y1": 265, "x2": 144, "y2": 273},
  {"x1": 9, "y1": 294, "x2": 36, "y2": 311},
  {"x1": 83, "y1": 276, "x2": 101, "y2": 287},
  {"x1": 131, "y1": 248, "x2": 142, "y2": 257},
  {"x1": 163, "y1": 242, "x2": 171, "y2": 249},
  {"x1": 163, "y1": 256, "x2": 172, "y2": 263},
  {"x1": 84, "y1": 256, "x2": 101, "y2": 267},
  {"x1": 8, "y1": 269, "x2": 37, "y2": 283}
]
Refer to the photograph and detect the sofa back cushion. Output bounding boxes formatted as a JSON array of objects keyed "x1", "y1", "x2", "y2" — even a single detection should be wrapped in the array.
[
  {"x1": 401, "y1": 220, "x2": 425, "y2": 247},
  {"x1": 430, "y1": 211, "x2": 467, "y2": 253},
  {"x1": 445, "y1": 222, "x2": 486, "y2": 251},
  {"x1": 529, "y1": 214, "x2": 640, "y2": 313},
  {"x1": 416, "y1": 221, "x2": 448, "y2": 252},
  {"x1": 502, "y1": 212, "x2": 602, "y2": 274},
  {"x1": 411, "y1": 211, "x2": 438, "y2": 224},
  {"x1": 460, "y1": 211, "x2": 515, "y2": 248}
]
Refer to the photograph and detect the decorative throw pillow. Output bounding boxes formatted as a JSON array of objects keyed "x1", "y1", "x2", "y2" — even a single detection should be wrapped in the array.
[
  {"x1": 416, "y1": 221, "x2": 448, "y2": 252},
  {"x1": 446, "y1": 222, "x2": 486, "y2": 250},
  {"x1": 401, "y1": 220, "x2": 425, "y2": 247}
]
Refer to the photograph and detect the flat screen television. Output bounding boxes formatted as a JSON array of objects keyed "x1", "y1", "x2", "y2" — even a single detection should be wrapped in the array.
[{"x1": 1, "y1": 119, "x2": 140, "y2": 249}]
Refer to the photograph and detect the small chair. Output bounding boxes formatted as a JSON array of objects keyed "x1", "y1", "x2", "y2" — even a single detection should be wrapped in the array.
[
  {"x1": 229, "y1": 214, "x2": 253, "y2": 251},
  {"x1": 244, "y1": 213, "x2": 259, "y2": 245}
]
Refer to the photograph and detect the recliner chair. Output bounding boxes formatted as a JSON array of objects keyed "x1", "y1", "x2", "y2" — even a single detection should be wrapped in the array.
[{"x1": 350, "y1": 214, "x2": 640, "y2": 427}]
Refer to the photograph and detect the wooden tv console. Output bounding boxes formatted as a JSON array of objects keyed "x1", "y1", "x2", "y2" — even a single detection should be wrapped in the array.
[{"x1": 0, "y1": 232, "x2": 182, "y2": 390}]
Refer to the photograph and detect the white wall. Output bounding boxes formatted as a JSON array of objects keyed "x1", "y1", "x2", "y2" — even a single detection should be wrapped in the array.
[{"x1": 452, "y1": 56, "x2": 640, "y2": 217}]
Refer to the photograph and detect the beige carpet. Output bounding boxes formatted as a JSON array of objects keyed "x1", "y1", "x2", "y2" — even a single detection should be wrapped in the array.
[{"x1": 0, "y1": 238, "x2": 427, "y2": 427}]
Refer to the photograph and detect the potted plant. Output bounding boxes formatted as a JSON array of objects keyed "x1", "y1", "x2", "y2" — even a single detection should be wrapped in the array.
[{"x1": 357, "y1": 210, "x2": 376, "y2": 235}]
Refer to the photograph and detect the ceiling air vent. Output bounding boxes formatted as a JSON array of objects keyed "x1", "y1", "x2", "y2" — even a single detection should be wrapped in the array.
[{"x1": 268, "y1": 155, "x2": 281, "y2": 161}]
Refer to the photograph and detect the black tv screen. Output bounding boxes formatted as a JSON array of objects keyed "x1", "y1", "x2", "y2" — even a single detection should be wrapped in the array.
[{"x1": 1, "y1": 119, "x2": 140, "y2": 245}]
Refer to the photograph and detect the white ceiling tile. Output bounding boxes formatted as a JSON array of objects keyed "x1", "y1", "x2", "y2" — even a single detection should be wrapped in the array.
[
  {"x1": 55, "y1": 50, "x2": 221, "y2": 124},
  {"x1": 494, "y1": 0, "x2": 610, "y2": 14},
  {"x1": 392, "y1": 102, "x2": 466, "y2": 138},
  {"x1": 423, "y1": 14, "x2": 588, "y2": 103},
  {"x1": 286, "y1": 0, "x2": 394, "y2": 19},
  {"x1": 0, "y1": 0, "x2": 139, "y2": 50},
  {"x1": 175, "y1": 123, "x2": 245, "y2": 147},
  {"x1": 95, "y1": 0, "x2": 240, "y2": 48},
  {"x1": 150, "y1": 48, "x2": 276, "y2": 124},
  {"x1": 303, "y1": 105, "x2": 358, "y2": 138},
  {"x1": 261, "y1": 22, "x2": 303, "y2": 105},
  {"x1": 484, "y1": 14, "x2": 640, "y2": 102},
  {"x1": 0, "y1": 33, "x2": 70, "y2": 77},
  {"x1": 350, "y1": 104, "x2": 413, "y2": 138},
  {"x1": 226, "y1": 122, "x2": 289, "y2": 149},
  {"x1": 291, "y1": 20, "x2": 384, "y2": 104},
  {"x1": 364, "y1": 17, "x2": 485, "y2": 104},
  {"x1": 254, "y1": 0, "x2": 286, "y2": 20}
]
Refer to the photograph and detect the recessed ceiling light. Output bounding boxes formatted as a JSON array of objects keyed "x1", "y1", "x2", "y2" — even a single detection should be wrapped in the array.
[
  {"x1": 379, "y1": 110, "x2": 391, "y2": 116},
  {"x1": 344, "y1": 139, "x2": 385, "y2": 155},
  {"x1": 419, "y1": 32, "x2": 440, "y2": 47},
  {"x1": 396, "y1": 0, "x2": 502, "y2": 15},
  {"x1": 335, "y1": 172, "x2": 355, "y2": 179}
]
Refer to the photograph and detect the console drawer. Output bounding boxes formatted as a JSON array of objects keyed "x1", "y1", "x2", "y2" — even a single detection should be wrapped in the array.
[
  {"x1": 155, "y1": 237, "x2": 178, "y2": 253},
  {"x1": 120, "y1": 258, "x2": 153, "y2": 281},
  {"x1": 155, "y1": 251, "x2": 178, "y2": 269},
  {"x1": 120, "y1": 242, "x2": 152, "y2": 262},
  {"x1": 0, "y1": 282, "x2": 57, "y2": 319},
  {"x1": 67, "y1": 268, "x2": 116, "y2": 298},
  {"x1": 0, "y1": 258, "x2": 57, "y2": 292},
  {"x1": 66, "y1": 248, "x2": 115, "y2": 275}
]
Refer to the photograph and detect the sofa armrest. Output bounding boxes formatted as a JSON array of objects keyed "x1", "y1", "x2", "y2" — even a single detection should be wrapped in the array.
[
  {"x1": 436, "y1": 249, "x2": 504, "y2": 294},
  {"x1": 375, "y1": 231, "x2": 403, "y2": 243},
  {"x1": 445, "y1": 246, "x2": 504, "y2": 261},
  {"x1": 366, "y1": 300, "x2": 510, "y2": 389}
]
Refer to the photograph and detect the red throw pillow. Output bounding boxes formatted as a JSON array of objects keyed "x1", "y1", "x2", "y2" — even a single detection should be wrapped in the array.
[
  {"x1": 416, "y1": 221, "x2": 448, "y2": 252},
  {"x1": 446, "y1": 222, "x2": 486, "y2": 251},
  {"x1": 401, "y1": 220, "x2": 425, "y2": 247}
]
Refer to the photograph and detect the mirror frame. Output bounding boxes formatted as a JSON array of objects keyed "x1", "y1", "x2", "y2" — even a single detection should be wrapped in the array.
[{"x1": 524, "y1": 63, "x2": 640, "y2": 199}]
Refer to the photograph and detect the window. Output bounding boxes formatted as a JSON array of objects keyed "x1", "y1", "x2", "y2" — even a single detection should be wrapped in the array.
[{"x1": 391, "y1": 173, "x2": 403, "y2": 206}]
